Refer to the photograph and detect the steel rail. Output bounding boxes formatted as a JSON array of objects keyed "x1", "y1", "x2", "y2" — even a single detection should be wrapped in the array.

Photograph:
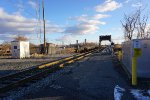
[
  {"x1": 0, "y1": 48, "x2": 102, "y2": 95},
  {"x1": 0, "y1": 52, "x2": 86, "y2": 81}
]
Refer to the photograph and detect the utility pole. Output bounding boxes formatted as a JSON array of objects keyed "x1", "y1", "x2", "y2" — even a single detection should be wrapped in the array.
[
  {"x1": 76, "y1": 40, "x2": 79, "y2": 53},
  {"x1": 85, "y1": 39, "x2": 86, "y2": 45},
  {"x1": 42, "y1": 0, "x2": 46, "y2": 54},
  {"x1": 99, "y1": 36, "x2": 101, "y2": 52}
]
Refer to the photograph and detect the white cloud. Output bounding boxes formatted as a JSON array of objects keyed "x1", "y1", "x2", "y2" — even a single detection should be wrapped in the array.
[
  {"x1": 93, "y1": 14, "x2": 110, "y2": 19},
  {"x1": 95, "y1": 0, "x2": 122, "y2": 12},
  {"x1": 46, "y1": 24, "x2": 64, "y2": 33},
  {"x1": 132, "y1": 2, "x2": 143, "y2": 8},
  {"x1": 15, "y1": 0, "x2": 24, "y2": 14},
  {"x1": 69, "y1": 14, "x2": 88, "y2": 22},
  {"x1": 0, "y1": 7, "x2": 63, "y2": 41},
  {"x1": 65, "y1": 14, "x2": 108, "y2": 35},
  {"x1": 105, "y1": 0, "x2": 113, "y2": 3},
  {"x1": 0, "y1": 8, "x2": 35, "y2": 34},
  {"x1": 0, "y1": 34, "x2": 17, "y2": 41},
  {"x1": 28, "y1": 1, "x2": 38, "y2": 10},
  {"x1": 69, "y1": 14, "x2": 110, "y2": 22},
  {"x1": 65, "y1": 23, "x2": 100, "y2": 35},
  {"x1": 55, "y1": 34, "x2": 74, "y2": 42},
  {"x1": 124, "y1": 0, "x2": 130, "y2": 3}
]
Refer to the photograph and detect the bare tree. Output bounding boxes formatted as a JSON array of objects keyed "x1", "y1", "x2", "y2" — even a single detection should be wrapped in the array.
[
  {"x1": 0, "y1": 41, "x2": 11, "y2": 55},
  {"x1": 146, "y1": 27, "x2": 150, "y2": 38},
  {"x1": 14, "y1": 35, "x2": 28, "y2": 41},
  {"x1": 121, "y1": 8, "x2": 150, "y2": 40},
  {"x1": 121, "y1": 10, "x2": 139, "y2": 40},
  {"x1": 136, "y1": 9, "x2": 149, "y2": 39}
]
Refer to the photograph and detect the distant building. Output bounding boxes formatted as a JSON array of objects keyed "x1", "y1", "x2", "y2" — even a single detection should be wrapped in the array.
[
  {"x1": 11, "y1": 41, "x2": 30, "y2": 58},
  {"x1": 122, "y1": 39, "x2": 150, "y2": 78},
  {"x1": 30, "y1": 44, "x2": 41, "y2": 54},
  {"x1": 40, "y1": 43, "x2": 56, "y2": 54}
]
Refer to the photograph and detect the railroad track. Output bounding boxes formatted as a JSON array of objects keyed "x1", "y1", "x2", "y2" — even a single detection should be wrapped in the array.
[{"x1": 0, "y1": 48, "x2": 103, "y2": 97}]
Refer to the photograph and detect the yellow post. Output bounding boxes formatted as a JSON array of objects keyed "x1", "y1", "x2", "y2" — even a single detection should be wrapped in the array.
[
  {"x1": 132, "y1": 57, "x2": 137, "y2": 86},
  {"x1": 118, "y1": 51, "x2": 122, "y2": 61},
  {"x1": 131, "y1": 48, "x2": 142, "y2": 86},
  {"x1": 131, "y1": 40, "x2": 142, "y2": 86}
]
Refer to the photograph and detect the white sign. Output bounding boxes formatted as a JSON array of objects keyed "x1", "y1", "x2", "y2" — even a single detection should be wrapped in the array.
[{"x1": 133, "y1": 40, "x2": 141, "y2": 49}]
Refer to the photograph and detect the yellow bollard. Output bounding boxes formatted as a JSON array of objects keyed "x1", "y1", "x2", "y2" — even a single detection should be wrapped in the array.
[
  {"x1": 132, "y1": 57, "x2": 137, "y2": 86},
  {"x1": 131, "y1": 48, "x2": 142, "y2": 86},
  {"x1": 118, "y1": 51, "x2": 122, "y2": 61}
]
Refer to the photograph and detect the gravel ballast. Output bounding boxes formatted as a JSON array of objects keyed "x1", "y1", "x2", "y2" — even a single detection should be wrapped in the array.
[{"x1": 0, "y1": 54, "x2": 74, "y2": 76}]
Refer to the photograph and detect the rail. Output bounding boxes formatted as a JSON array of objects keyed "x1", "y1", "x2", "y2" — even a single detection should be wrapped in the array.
[{"x1": 0, "y1": 47, "x2": 103, "y2": 96}]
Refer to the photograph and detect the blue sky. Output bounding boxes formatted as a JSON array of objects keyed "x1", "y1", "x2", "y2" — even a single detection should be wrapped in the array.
[{"x1": 0, "y1": 0, "x2": 149, "y2": 45}]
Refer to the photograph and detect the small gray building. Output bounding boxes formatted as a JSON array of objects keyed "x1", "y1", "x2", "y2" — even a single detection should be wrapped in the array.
[
  {"x1": 40, "y1": 43, "x2": 56, "y2": 54},
  {"x1": 122, "y1": 39, "x2": 150, "y2": 78}
]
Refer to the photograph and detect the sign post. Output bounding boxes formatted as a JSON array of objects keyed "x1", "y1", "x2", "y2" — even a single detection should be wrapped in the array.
[{"x1": 132, "y1": 40, "x2": 142, "y2": 86}]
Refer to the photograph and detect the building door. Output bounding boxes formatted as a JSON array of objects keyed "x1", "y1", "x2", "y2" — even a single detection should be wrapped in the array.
[{"x1": 13, "y1": 46, "x2": 19, "y2": 58}]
